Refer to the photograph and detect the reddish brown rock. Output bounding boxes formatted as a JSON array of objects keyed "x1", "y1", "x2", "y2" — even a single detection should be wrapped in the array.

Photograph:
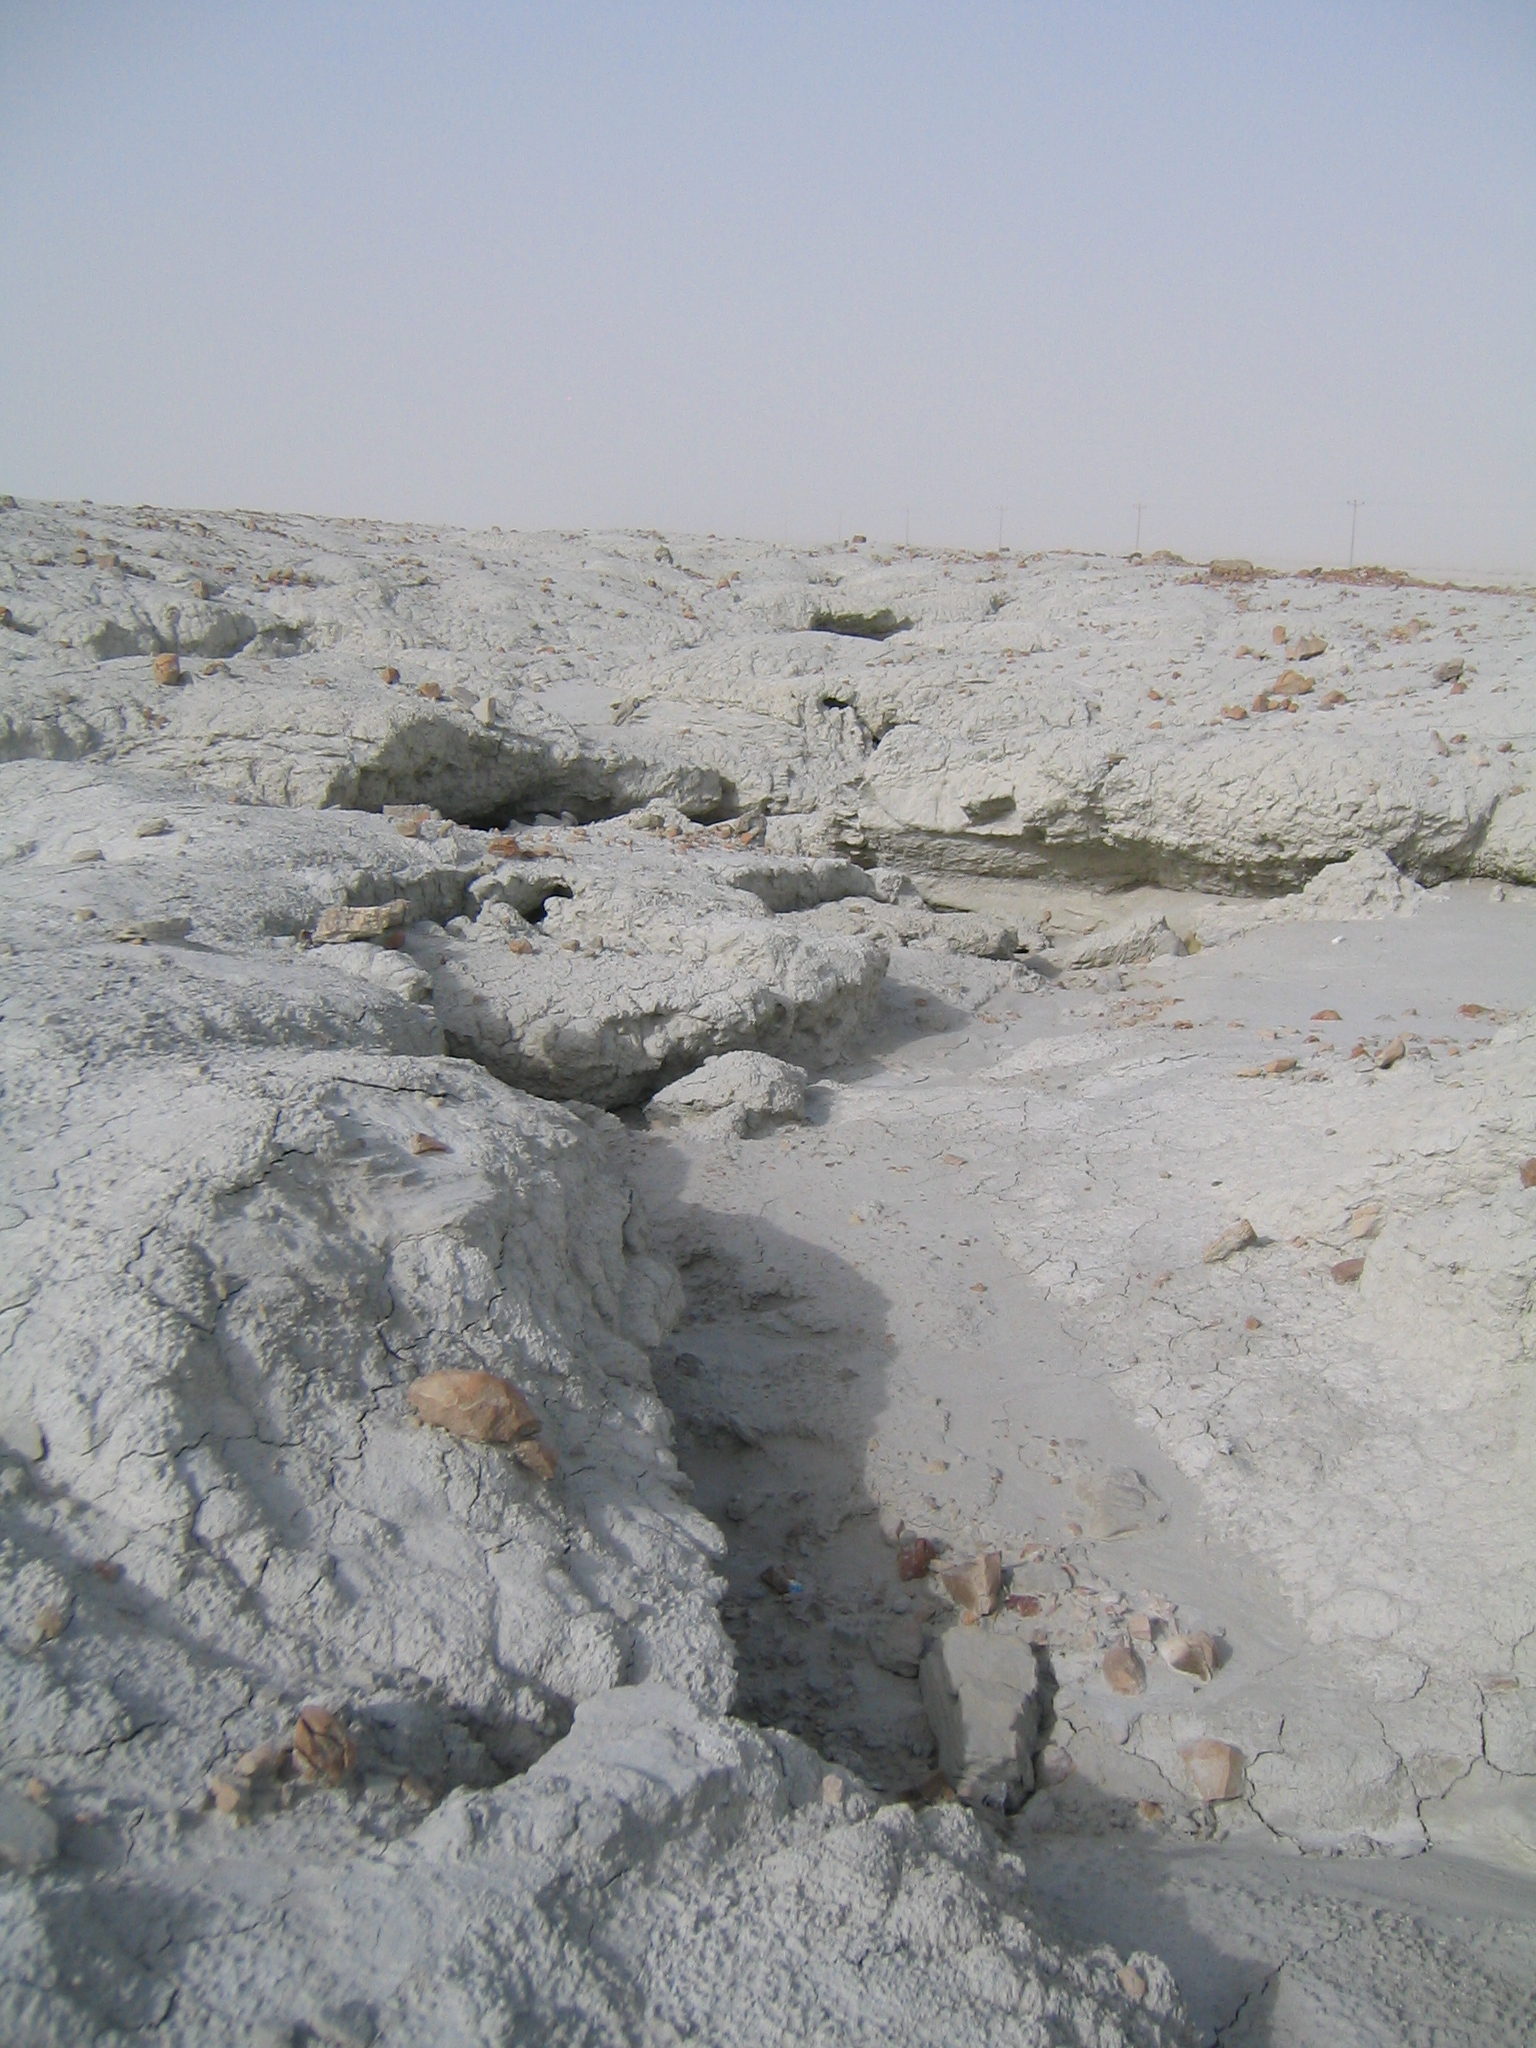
[
  {"x1": 1521, "y1": 1159, "x2": 1536, "y2": 1190},
  {"x1": 1332, "y1": 1257, "x2": 1366, "y2": 1284},
  {"x1": 897, "y1": 1534, "x2": 937, "y2": 1582},
  {"x1": 407, "y1": 1369, "x2": 540, "y2": 1444},
  {"x1": 152, "y1": 652, "x2": 183, "y2": 685},
  {"x1": 1311, "y1": 1008, "x2": 1342, "y2": 1021}
]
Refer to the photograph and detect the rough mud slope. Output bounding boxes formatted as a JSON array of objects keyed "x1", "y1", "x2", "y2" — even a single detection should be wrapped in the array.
[{"x1": 0, "y1": 752, "x2": 1177, "y2": 2040}]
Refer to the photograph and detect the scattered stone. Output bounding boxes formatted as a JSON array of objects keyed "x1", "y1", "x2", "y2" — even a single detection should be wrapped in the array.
[
  {"x1": 919, "y1": 1627, "x2": 1043, "y2": 1809},
  {"x1": 820, "y1": 1774, "x2": 845, "y2": 1807},
  {"x1": 1333, "y1": 1257, "x2": 1366, "y2": 1284},
  {"x1": 1203, "y1": 1219, "x2": 1257, "y2": 1264},
  {"x1": 1128, "y1": 1613, "x2": 1154, "y2": 1643},
  {"x1": 114, "y1": 916, "x2": 193, "y2": 944},
  {"x1": 1243, "y1": 1316, "x2": 1261, "y2": 1331},
  {"x1": 1312, "y1": 1008, "x2": 1342, "y2": 1021},
  {"x1": 406, "y1": 1369, "x2": 540, "y2": 1444},
  {"x1": 1208, "y1": 559, "x2": 1257, "y2": 583},
  {"x1": 210, "y1": 1776, "x2": 250, "y2": 1818},
  {"x1": 941, "y1": 1550, "x2": 1003, "y2": 1617},
  {"x1": 1006, "y1": 1594, "x2": 1043, "y2": 1619},
  {"x1": 152, "y1": 652, "x2": 183, "y2": 685},
  {"x1": 1160, "y1": 1631, "x2": 1222, "y2": 1681},
  {"x1": 1320, "y1": 689, "x2": 1347, "y2": 707},
  {"x1": 1348, "y1": 1203, "x2": 1384, "y2": 1239},
  {"x1": 380, "y1": 666, "x2": 400, "y2": 684},
  {"x1": 1117, "y1": 1964, "x2": 1148, "y2": 2001},
  {"x1": 292, "y1": 1705, "x2": 357, "y2": 1784},
  {"x1": 407, "y1": 1132, "x2": 450, "y2": 1156},
  {"x1": 1375, "y1": 1037, "x2": 1406, "y2": 1069},
  {"x1": 1180, "y1": 1738, "x2": 1246, "y2": 1802},
  {"x1": 1521, "y1": 1159, "x2": 1536, "y2": 1189},
  {"x1": 1435, "y1": 658, "x2": 1466, "y2": 684},
  {"x1": 1264, "y1": 1055, "x2": 1297, "y2": 1076},
  {"x1": 0, "y1": 1787, "x2": 61, "y2": 1872},
  {"x1": 1136, "y1": 1799, "x2": 1164, "y2": 1823},
  {"x1": 1103, "y1": 1645, "x2": 1146, "y2": 1695},
  {"x1": 1431, "y1": 731, "x2": 1450, "y2": 758},
  {"x1": 1220, "y1": 705, "x2": 1248, "y2": 722},
  {"x1": 1458, "y1": 1002, "x2": 1492, "y2": 1018},
  {"x1": 1278, "y1": 668, "x2": 1313, "y2": 694},
  {"x1": 897, "y1": 1534, "x2": 937, "y2": 1582},
  {"x1": 1293, "y1": 635, "x2": 1327, "y2": 660},
  {"x1": 512, "y1": 1438, "x2": 559, "y2": 1480},
  {"x1": 234, "y1": 1741, "x2": 292, "y2": 1781},
  {"x1": 32, "y1": 1604, "x2": 69, "y2": 1645},
  {"x1": 133, "y1": 817, "x2": 172, "y2": 838},
  {"x1": 417, "y1": 682, "x2": 442, "y2": 700}
]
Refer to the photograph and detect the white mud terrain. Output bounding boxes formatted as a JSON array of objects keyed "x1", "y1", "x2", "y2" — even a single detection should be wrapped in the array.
[{"x1": 1, "y1": 498, "x2": 1533, "y2": 2045}]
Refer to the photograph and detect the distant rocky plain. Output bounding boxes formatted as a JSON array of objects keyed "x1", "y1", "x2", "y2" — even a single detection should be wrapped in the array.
[{"x1": 1, "y1": 499, "x2": 1532, "y2": 2044}]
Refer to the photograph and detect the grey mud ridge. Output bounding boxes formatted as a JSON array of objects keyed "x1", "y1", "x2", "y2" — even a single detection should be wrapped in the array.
[{"x1": 0, "y1": 498, "x2": 1533, "y2": 2045}]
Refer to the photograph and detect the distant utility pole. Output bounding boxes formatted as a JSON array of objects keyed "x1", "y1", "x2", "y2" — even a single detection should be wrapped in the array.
[
  {"x1": 1133, "y1": 502, "x2": 1147, "y2": 552},
  {"x1": 1347, "y1": 499, "x2": 1364, "y2": 569}
]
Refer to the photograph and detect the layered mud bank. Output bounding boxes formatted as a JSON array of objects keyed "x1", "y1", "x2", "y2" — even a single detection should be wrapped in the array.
[{"x1": 2, "y1": 501, "x2": 1534, "y2": 2044}]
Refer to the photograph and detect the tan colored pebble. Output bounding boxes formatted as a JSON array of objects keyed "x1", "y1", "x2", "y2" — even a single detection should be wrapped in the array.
[
  {"x1": 1137, "y1": 1798, "x2": 1164, "y2": 1822},
  {"x1": 512, "y1": 1437, "x2": 559, "y2": 1480},
  {"x1": 417, "y1": 680, "x2": 443, "y2": 699},
  {"x1": 1375, "y1": 1037, "x2": 1406, "y2": 1069},
  {"x1": 292, "y1": 1705, "x2": 357, "y2": 1784},
  {"x1": 1160, "y1": 1630, "x2": 1221, "y2": 1681},
  {"x1": 408, "y1": 1132, "x2": 449, "y2": 1156},
  {"x1": 941, "y1": 1549, "x2": 1003, "y2": 1617},
  {"x1": 407, "y1": 1369, "x2": 540, "y2": 1445},
  {"x1": 1348, "y1": 1203, "x2": 1384, "y2": 1239},
  {"x1": 24, "y1": 1778, "x2": 50, "y2": 1804},
  {"x1": 1103, "y1": 1644, "x2": 1146, "y2": 1695},
  {"x1": 507, "y1": 937, "x2": 534, "y2": 955},
  {"x1": 1293, "y1": 634, "x2": 1326, "y2": 659},
  {"x1": 1277, "y1": 667, "x2": 1313, "y2": 694},
  {"x1": 1117, "y1": 1964, "x2": 1148, "y2": 2001},
  {"x1": 1180, "y1": 1738, "x2": 1246, "y2": 1801},
  {"x1": 1203, "y1": 1219, "x2": 1257, "y2": 1264},
  {"x1": 1311, "y1": 1007, "x2": 1341, "y2": 1021},
  {"x1": 1519, "y1": 1158, "x2": 1536, "y2": 1190},
  {"x1": 1332, "y1": 1257, "x2": 1366, "y2": 1284},
  {"x1": 820, "y1": 1773, "x2": 845, "y2": 1807},
  {"x1": 210, "y1": 1777, "x2": 249, "y2": 1817},
  {"x1": 151, "y1": 652, "x2": 182, "y2": 685},
  {"x1": 1220, "y1": 704, "x2": 1248, "y2": 721},
  {"x1": 1264, "y1": 1056, "x2": 1297, "y2": 1076},
  {"x1": 311, "y1": 899, "x2": 411, "y2": 945},
  {"x1": 380, "y1": 665, "x2": 401, "y2": 684},
  {"x1": 1320, "y1": 688, "x2": 1346, "y2": 707},
  {"x1": 1128, "y1": 1612, "x2": 1154, "y2": 1643}
]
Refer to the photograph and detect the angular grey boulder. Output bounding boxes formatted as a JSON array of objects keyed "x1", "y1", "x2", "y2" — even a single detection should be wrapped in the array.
[{"x1": 919, "y1": 1626, "x2": 1043, "y2": 1810}]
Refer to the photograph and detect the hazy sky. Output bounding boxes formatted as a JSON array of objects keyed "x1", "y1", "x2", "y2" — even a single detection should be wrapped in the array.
[{"x1": 3, "y1": 4, "x2": 1533, "y2": 571}]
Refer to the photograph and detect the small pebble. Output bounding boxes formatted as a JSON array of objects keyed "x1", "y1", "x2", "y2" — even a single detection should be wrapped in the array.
[
  {"x1": 1203, "y1": 1219, "x2": 1257, "y2": 1264},
  {"x1": 1332, "y1": 1257, "x2": 1365, "y2": 1284}
]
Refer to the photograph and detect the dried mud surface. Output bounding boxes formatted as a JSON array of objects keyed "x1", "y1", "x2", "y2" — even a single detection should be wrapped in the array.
[{"x1": 1, "y1": 498, "x2": 1533, "y2": 2045}]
